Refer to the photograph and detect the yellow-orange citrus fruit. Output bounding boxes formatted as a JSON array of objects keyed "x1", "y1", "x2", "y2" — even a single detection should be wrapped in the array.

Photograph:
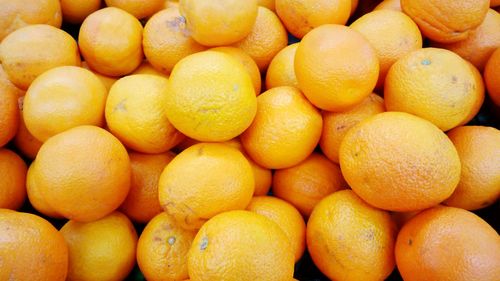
[
  {"x1": 266, "y1": 43, "x2": 299, "y2": 89},
  {"x1": 60, "y1": 0, "x2": 101, "y2": 24},
  {"x1": 307, "y1": 190, "x2": 397, "y2": 281},
  {"x1": 374, "y1": 0, "x2": 401, "y2": 11},
  {"x1": 461, "y1": 62, "x2": 485, "y2": 126},
  {"x1": 485, "y1": 47, "x2": 500, "y2": 106},
  {"x1": 339, "y1": 112, "x2": 461, "y2": 212},
  {"x1": 493, "y1": 0, "x2": 500, "y2": 7},
  {"x1": 258, "y1": 0, "x2": 275, "y2": 11},
  {"x1": 105, "y1": 0, "x2": 165, "y2": 19},
  {"x1": 0, "y1": 65, "x2": 21, "y2": 146},
  {"x1": 14, "y1": 97, "x2": 43, "y2": 159},
  {"x1": 81, "y1": 61, "x2": 117, "y2": 92},
  {"x1": 26, "y1": 161, "x2": 63, "y2": 218},
  {"x1": 0, "y1": 149, "x2": 27, "y2": 210},
  {"x1": 132, "y1": 61, "x2": 169, "y2": 78}
]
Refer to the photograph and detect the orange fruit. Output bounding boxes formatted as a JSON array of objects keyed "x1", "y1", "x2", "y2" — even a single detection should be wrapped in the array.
[
  {"x1": 165, "y1": 51, "x2": 257, "y2": 142},
  {"x1": 320, "y1": 93, "x2": 385, "y2": 163},
  {"x1": 401, "y1": 0, "x2": 489, "y2": 43},
  {"x1": 137, "y1": 212, "x2": 197, "y2": 281},
  {"x1": 188, "y1": 210, "x2": 295, "y2": 281},
  {"x1": 273, "y1": 152, "x2": 347, "y2": 217},
  {"x1": 295, "y1": 24, "x2": 379, "y2": 112},
  {"x1": 158, "y1": 143, "x2": 254, "y2": 230},
  {"x1": 0, "y1": 24, "x2": 80, "y2": 90},
  {"x1": 179, "y1": 0, "x2": 258, "y2": 46},
  {"x1": 131, "y1": 60, "x2": 169, "y2": 78},
  {"x1": 0, "y1": 149, "x2": 27, "y2": 210},
  {"x1": 374, "y1": 0, "x2": 401, "y2": 11},
  {"x1": 241, "y1": 86, "x2": 323, "y2": 169},
  {"x1": 26, "y1": 161, "x2": 63, "y2": 218},
  {"x1": 105, "y1": 74, "x2": 184, "y2": 153},
  {"x1": 60, "y1": 0, "x2": 101, "y2": 24},
  {"x1": 81, "y1": 61, "x2": 117, "y2": 92},
  {"x1": 143, "y1": 7, "x2": 206, "y2": 74},
  {"x1": 13, "y1": 97, "x2": 43, "y2": 159},
  {"x1": 60, "y1": 211, "x2": 138, "y2": 281},
  {"x1": 275, "y1": 0, "x2": 351, "y2": 39},
  {"x1": 104, "y1": 0, "x2": 165, "y2": 19},
  {"x1": 485, "y1": 47, "x2": 500, "y2": 106},
  {"x1": 493, "y1": 0, "x2": 500, "y2": 7},
  {"x1": 120, "y1": 151, "x2": 176, "y2": 223},
  {"x1": 443, "y1": 126, "x2": 500, "y2": 210},
  {"x1": 258, "y1": 0, "x2": 275, "y2": 11},
  {"x1": 34, "y1": 126, "x2": 131, "y2": 222},
  {"x1": 384, "y1": 48, "x2": 483, "y2": 131},
  {"x1": 211, "y1": 47, "x2": 262, "y2": 95},
  {"x1": 431, "y1": 9, "x2": 500, "y2": 71},
  {"x1": 265, "y1": 43, "x2": 299, "y2": 89},
  {"x1": 461, "y1": 61, "x2": 485, "y2": 126},
  {"x1": 391, "y1": 210, "x2": 422, "y2": 229},
  {"x1": 307, "y1": 190, "x2": 397, "y2": 281},
  {"x1": 246, "y1": 196, "x2": 306, "y2": 261},
  {"x1": 350, "y1": 10, "x2": 423, "y2": 89},
  {"x1": 23, "y1": 66, "x2": 107, "y2": 142},
  {"x1": 339, "y1": 112, "x2": 461, "y2": 212},
  {"x1": 0, "y1": 0, "x2": 62, "y2": 42},
  {"x1": 0, "y1": 65, "x2": 21, "y2": 147},
  {"x1": 79, "y1": 7, "x2": 143, "y2": 77},
  {"x1": 351, "y1": 0, "x2": 359, "y2": 14},
  {"x1": 396, "y1": 206, "x2": 500, "y2": 281},
  {"x1": 233, "y1": 7, "x2": 288, "y2": 71},
  {"x1": 0, "y1": 210, "x2": 68, "y2": 281}
]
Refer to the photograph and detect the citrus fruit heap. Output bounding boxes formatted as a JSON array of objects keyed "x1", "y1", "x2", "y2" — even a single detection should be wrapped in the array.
[{"x1": 0, "y1": 1, "x2": 499, "y2": 281}]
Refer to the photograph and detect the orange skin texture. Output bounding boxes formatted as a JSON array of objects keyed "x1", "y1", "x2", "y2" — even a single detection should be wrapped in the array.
[
  {"x1": 374, "y1": 0, "x2": 401, "y2": 11},
  {"x1": 188, "y1": 210, "x2": 295, "y2": 281},
  {"x1": 26, "y1": 162, "x2": 63, "y2": 218},
  {"x1": 0, "y1": 65, "x2": 21, "y2": 147},
  {"x1": 81, "y1": 61, "x2": 117, "y2": 92},
  {"x1": 275, "y1": 0, "x2": 351, "y2": 39},
  {"x1": 60, "y1": 211, "x2": 138, "y2": 281},
  {"x1": 384, "y1": 48, "x2": 482, "y2": 131},
  {"x1": 320, "y1": 93, "x2": 385, "y2": 164},
  {"x1": 79, "y1": 7, "x2": 143, "y2": 77},
  {"x1": 120, "y1": 152, "x2": 176, "y2": 224},
  {"x1": 34, "y1": 126, "x2": 131, "y2": 222},
  {"x1": 137, "y1": 212, "x2": 197, "y2": 281},
  {"x1": 143, "y1": 7, "x2": 206, "y2": 74},
  {"x1": 105, "y1": 0, "x2": 165, "y2": 19},
  {"x1": 258, "y1": 0, "x2": 275, "y2": 11},
  {"x1": 307, "y1": 190, "x2": 397, "y2": 281},
  {"x1": 13, "y1": 97, "x2": 43, "y2": 160},
  {"x1": 241, "y1": 86, "x2": 323, "y2": 169},
  {"x1": 0, "y1": 24, "x2": 80, "y2": 90},
  {"x1": 0, "y1": 149, "x2": 27, "y2": 210},
  {"x1": 401, "y1": 0, "x2": 489, "y2": 43},
  {"x1": 0, "y1": 210, "x2": 68, "y2": 281},
  {"x1": 443, "y1": 126, "x2": 500, "y2": 210},
  {"x1": 272, "y1": 152, "x2": 348, "y2": 217},
  {"x1": 158, "y1": 143, "x2": 255, "y2": 230},
  {"x1": 131, "y1": 60, "x2": 169, "y2": 78},
  {"x1": 339, "y1": 112, "x2": 461, "y2": 212},
  {"x1": 396, "y1": 206, "x2": 500, "y2": 281},
  {"x1": 246, "y1": 196, "x2": 306, "y2": 261},
  {"x1": 485, "y1": 48, "x2": 500, "y2": 106},
  {"x1": 233, "y1": 7, "x2": 288, "y2": 71},
  {"x1": 266, "y1": 43, "x2": 299, "y2": 90},
  {"x1": 460, "y1": 62, "x2": 485, "y2": 126},
  {"x1": 295, "y1": 24, "x2": 379, "y2": 112},
  {"x1": 60, "y1": 0, "x2": 101, "y2": 24}
]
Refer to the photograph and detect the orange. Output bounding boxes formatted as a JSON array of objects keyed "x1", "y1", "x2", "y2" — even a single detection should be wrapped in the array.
[
  {"x1": 0, "y1": 0, "x2": 62, "y2": 42},
  {"x1": 240, "y1": 86, "x2": 323, "y2": 169},
  {"x1": 211, "y1": 47, "x2": 262, "y2": 95},
  {"x1": 0, "y1": 149, "x2": 27, "y2": 210},
  {"x1": 431, "y1": 9, "x2": 500, "y2": 71},
  {"x1": 60, "y1": 0, "x2": 101, "y2": 24},
  {"x1": 165, "y1": 51, "x2": 257, "y2": 142},
  {"x1": 396, "y1": 206, "x2": 500, "y2": 281},
  {"x1": 391, "y1": 210, "x2": 422, "y2": 229},
  {"x1": 104, "y1": 0, "x2": 165, "y2": 19},
  {"x1": 339, "y1": 112, "x2": 461, "y2": 212},
  {"x1": 137, "y1": 212, "x2": 197, "y2": 281},
  {"x1": 275, "y1": 0, "x2": 351, "y2": 39},
  {"x1": 0, "y1": 65, "x2": 21, "y2": 147},
  {"x1": 493, "y1": 0, "x2": 500, "y2": 7},
  {"x1": 295, "y1": 24, "x2": 379, "y2": 112},
  {"x1": 233, "y1": 7, "x2": 288, "y2": 71},
  {"x1": 273, "y1": 152, "x2": 347, "y2": 217},
  {"x1": 351, "y1": 0, "x2": 359, "y2": 14},
  {"x1": 350, "y1": 10, "x2": 422, "y2": 89},
  {"x1": 374, "y1": 0, "x2": 401, "y2": 11},
  {"x1": 265, "y1": 43, "x2": 299, "y2": 89},
  {"x1": 307, "y1": 190, "x2": 397, "y2": 281},
  {"x1": 26, "y1": 162, "x2": 63, "y2": 218},
  {"x1": 105, "y1": 74, "x2": 184, "y2": 153},
  {"x1": 485, "y1": 47, "x2": 500, "y2": 106},
  {"x1": 188, "y1": 210, "x2": 295, "y2": 281},
  {"x1": 158, "y1": 143, "x2": 254, "y2": 230},
  {"x1": 120, "y1": 151, "x2": 176, "y2": 223},
  {"x1": 81, "y1": 61, "x2": 117, "y2": 92},
  {"x1": 60, "y1": 211, "x2": 138, "y2": 281},
  {"x1": 34, "y1": 126, "x2": 131, "y2": 222},
  {"x1": 320, "y1": 93, "x2": 385, "y2": 163},
  {"x1": 384, "y1": 48, "x2": 482, "y2": 131},
  {"x1": 143, "y1": 7, "x2": 206, "y2": 74},
  {"x1": 258, "y1": 0, "x2": 275, "y2": 11},
  {"x1": 461, "y1": 61, "x2": 485, "y2": 125},
  {"x1": 13, "y1": 97, "x2": 43, "y2": 159},
  {"x1": 246, "y1": 196, "x2": 306, "y2": 261},
  {"x1": 443, "y1": 126, "x2": 500, "y2": 210},
  {"x1": 131, "y1": 60, "x2": 169, "y2": 78},
  {"x1": 23, "y1": 66, "x2": 107, "y2": 142},
  {"x1": 0, "y1": 24, "x2": 80, "y2": 90},
  {"x1": 0, "y1": 210, "x2": 68, "y2": 281},
  {"x1": 401, "y1": 0, "x2": 489, "y2": 43},
  {"x1": 79, "y1": 7, "x2": 143, "y2": 77},
  {"x1": 179, "y1": 0, "x2": 258, "y2": 46}
]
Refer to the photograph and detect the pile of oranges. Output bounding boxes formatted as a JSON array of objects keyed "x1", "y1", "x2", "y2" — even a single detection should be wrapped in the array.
[{"x1": 0, "y1": 0, "x2": 499, "y2": 280}]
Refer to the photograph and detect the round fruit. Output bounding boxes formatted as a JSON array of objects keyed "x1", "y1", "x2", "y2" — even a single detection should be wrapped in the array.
[
  {"x1": 0, "y1": 149, "x2": 27, "y2": 210},
  {"x1": 131, "y1": 61, "x2": 169, "y2": 77},
  {"x1": 374, "y1": 0, "x2": 401, "y2": 11},
  {"x1": 13, "y1": 98, "x2": 43, "y2": 160},
  {"x1": 266, "y1": 43, "x2": 299, "y2": 89},
  {"x1": 258, "y1": 0, "x2": 275, "y2": 11},
  {"x1": 0, "y1": 65, "x2": 21, "y2": 147},
  {"x1": 104, "y1": 0, "x2": 165, "y2": 19},
  {"x1": 26, "y1": 162, "x2": 63, "y2": 218},
  {"x1": 81, "y1": 61, "x2": 117, "y2": 92},
  {"x1": 60, "y1": 0, "x2": 101, "y2": 24},
  {"x1": 485, "y1": 48, "x2": 500, "y2": 106}
]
